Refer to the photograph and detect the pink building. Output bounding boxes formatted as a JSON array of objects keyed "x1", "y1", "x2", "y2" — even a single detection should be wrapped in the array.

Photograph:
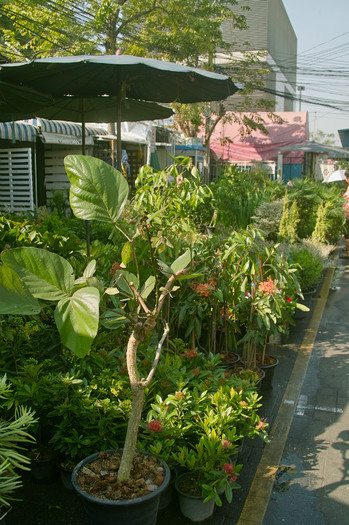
[{"x1": 209, "y1": 111, "x2": 309, "y2": 180}]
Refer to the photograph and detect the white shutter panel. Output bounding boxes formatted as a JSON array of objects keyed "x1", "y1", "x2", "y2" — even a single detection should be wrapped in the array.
[{"x1": 0, "y1": 148, "x2": 34, "y2": 212}]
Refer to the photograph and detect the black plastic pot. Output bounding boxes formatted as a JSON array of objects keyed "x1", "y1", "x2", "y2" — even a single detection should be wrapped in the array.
[
  {"x1": 72, "y1": 450, "x2": 170, "y2": 525},
  {"x1": 217, "y1": 351, "x2": 240, "y2": 369},
  {"x1": 30, "y1": 455, "x2": 58, "y2": 483},
  {"x1": 158, "y1": 469, "x2": 177, "y2": 510},
  {"x1": 258, "y1": 355, "x2": 279, "y2": 390},
  {"x1": 294, "y1": 289, "x2": 316, "y2": 320},
  {"x1": 57, "y1": 460, "x2": 74, "y2": 492}
]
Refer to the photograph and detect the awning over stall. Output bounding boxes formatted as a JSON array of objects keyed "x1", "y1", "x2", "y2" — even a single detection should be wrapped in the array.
[
  {"x1": 27, "y1": 118, "x2": 108, "y2": 145},
  {"x1": 0, "y1": 121, "x2": 37, "y2": 142}
]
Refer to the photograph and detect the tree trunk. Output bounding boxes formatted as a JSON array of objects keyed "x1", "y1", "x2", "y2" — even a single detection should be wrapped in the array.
[
  {"x1": 117, "y1": 328, "x2": 145, "y2": 481},
  {"x1": 117, "y1": 382, "x2": 145, "y2": 481}
]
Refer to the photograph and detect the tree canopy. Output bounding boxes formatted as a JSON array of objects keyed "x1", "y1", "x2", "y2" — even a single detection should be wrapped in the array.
[{"x1": 0, "y1": 0, "x2": 247, "y2": 64}]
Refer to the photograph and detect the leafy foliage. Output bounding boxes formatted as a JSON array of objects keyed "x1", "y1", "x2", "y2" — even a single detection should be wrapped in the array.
[{"x1": 0, "y1": 375, "x2": 37, "y2": 507}]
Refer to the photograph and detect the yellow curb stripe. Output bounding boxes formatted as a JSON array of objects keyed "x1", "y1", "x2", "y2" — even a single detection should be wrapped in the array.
[{"x1": 237, "y1": 266, "x2": 335, "y2": 525}]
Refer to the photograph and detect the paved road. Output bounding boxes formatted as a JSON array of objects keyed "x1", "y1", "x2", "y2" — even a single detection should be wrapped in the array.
[{"x1": 263, "y1": 257, "x2": 349, "y2": 525}]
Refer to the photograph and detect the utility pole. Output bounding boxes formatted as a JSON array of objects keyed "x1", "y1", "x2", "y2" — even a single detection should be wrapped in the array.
[{"x1": 298, "y1": 86, "x2": 305, "y2": 111}]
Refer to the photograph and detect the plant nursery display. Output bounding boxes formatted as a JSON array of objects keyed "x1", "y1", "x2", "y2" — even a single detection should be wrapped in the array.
[
  {"x1": 0, "y1": 156, "x2": 209, "y2": 523},
  {"x1": 0, "y1": 155, "x2": 339, "y2": 523}
]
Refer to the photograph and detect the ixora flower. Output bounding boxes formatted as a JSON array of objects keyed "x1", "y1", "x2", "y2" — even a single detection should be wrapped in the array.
[
  {"x1": 147, "y1": 420, "x2": 163, "y2": 433},
  {"x1": 110, "y1": 261, "x2": 123, "y2": 275},
  {"x1": 286, "y1": 297, "x2": 292, "y2": 303},
  {"x1": 174, "y1": 391, "x2": 186, "y2": 400},
  {"x1": 228, "y1": 474, "x2": 238, "y2": 483},
  {"x1": 223, "y1": 463, "x2": 234, "y2": 473},
  {"x1": 222, "y1": 440, "x2": 232, "y2": 449},
  {"x1": 258, "y1": 278, "x2": 277, "y2": 295},
  {"x1": 181, "y1": 349, "x2": 198, "y2": 360},
  {"x1": 256, "y1": 418, "x2": 267, "y2": 431},
  {"x1": 191, "y1": 277, "x2": 217, "y2": 297}
]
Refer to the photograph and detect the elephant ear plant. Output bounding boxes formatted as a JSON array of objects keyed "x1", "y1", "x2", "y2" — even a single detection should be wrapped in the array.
[{"x1": 0, "y1": 155, "x2": 194, "y2": 483}]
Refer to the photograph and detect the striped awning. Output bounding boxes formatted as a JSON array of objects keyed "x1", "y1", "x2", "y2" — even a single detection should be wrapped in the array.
[
  {"x1": 0, "y1": 118, "x2": 110, "y2": 144},
  {"x1": 28, "y1": 118, "x2": 108, "y2": 138},
  {"x1": 0, "y1": 121, "x2": 37, "y2": 142}
]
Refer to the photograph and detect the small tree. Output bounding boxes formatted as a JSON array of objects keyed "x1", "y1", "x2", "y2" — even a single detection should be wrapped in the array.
[
  {"x1": 312, "y1": 201, "x2": 330, "y2": 244},
  {"x1": 0, "y1": 155, "x2": 196, "y2": 482}
]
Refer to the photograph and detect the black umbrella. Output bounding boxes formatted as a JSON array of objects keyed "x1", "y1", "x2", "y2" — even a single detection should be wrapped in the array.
[
  {"x1": 0, "y1": 81, "x2": 52, "y2": 121},
  {"x1": 37, "y1": 96, "x2": 173, "y2": 123},
  {"x1": 0, "y1": 54, "x2": 239, "y2": 169},
  {"x1": 36, "y1": 95, "x2": 174, "y2": 155}
]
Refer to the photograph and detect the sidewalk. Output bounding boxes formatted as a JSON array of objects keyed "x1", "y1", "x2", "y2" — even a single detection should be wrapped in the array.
[
  {"x1": 5, "y1": 255, "x2": 348, "y2": 525},
  {"x1": 262, "y1": 256, "x2": 349, "y2": 525}
]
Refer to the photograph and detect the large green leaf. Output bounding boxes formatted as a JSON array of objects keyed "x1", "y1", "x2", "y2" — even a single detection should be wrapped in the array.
[
  {"x1": 170, "y1": 250, "x2": 192, "y2": 274},
  {"x1": 141, "y1": 275, "x2": 156, "y2": 300},
  {"x1": 114, "y1": 270, "x2": 139, "y2": 297},
  {"x1": 55, "y1": 287, "x2": 100, "y2": 357},
  {"x1": 65, "y1": 155, "x2": 129, "y2": 224},
  {"x1": 2, "y1": 248, "x2": 74, "y2": 301},
  {"x1": 0, "y1": 266, "x2": 41, "y2": 315}
]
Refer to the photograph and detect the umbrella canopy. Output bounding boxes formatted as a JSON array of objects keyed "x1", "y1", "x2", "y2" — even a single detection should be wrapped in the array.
[
  {"x1": 0, "y1": 81, "x2": 52, "y2": 121},
  {"x1": 323, "y1": 169, "x2": 347, "y2": 183},
  {"x1": 0, "y1": 54, "x2": 239, "y2": 171},
  {"x1": 278, "y1": 141, "x2": 349, "y2": 159},
  {"x1": 0, "y1": 54, "x2": 239, "y2": 103},
  {"x1": 36, "y1": 96, "x2": 173, "y2": 123},
  {"x1": 0, "y1": 53, "x2": 240, "y2": 179}
]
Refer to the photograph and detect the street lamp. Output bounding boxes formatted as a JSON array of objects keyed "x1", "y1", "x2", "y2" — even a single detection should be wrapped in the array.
[{"x1": 298, "y1": 86, "x2": 305, "y2": 111}]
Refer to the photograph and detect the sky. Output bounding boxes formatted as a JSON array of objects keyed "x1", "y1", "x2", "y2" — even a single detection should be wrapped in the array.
[{"x1": 282, "y1": 0, "x2": 349, "y2": 144}]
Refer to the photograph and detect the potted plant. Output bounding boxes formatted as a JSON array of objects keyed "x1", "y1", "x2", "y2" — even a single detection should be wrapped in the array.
[
  {"x1": 137, "y1": 372, "x2": 268, "y2": 516},
  {"x1": 0, "y1": 156, "x2": 198, "y2": 524},
  {"x1": 4, "y1": 361, "x2": 59, "y2": 483},
  {"x1": 222, "y1": 228, "x2": 305, "y2": 387},
  {"x1": 173, "y1": 436, "x2": 242, "y2": 521}
]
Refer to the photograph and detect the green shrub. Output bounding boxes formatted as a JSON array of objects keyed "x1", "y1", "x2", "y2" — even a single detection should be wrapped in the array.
[
  {"x1": 289, "y1": 247, "x2": 323, "y2": 293},
  {"x1": 251, "y1": 200, "x2": 284, "y2": 241}
]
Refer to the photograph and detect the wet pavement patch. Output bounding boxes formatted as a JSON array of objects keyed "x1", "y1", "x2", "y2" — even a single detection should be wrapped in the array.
[{"x1": 273, "y1": 465, "x2": 297, "y2": 492}]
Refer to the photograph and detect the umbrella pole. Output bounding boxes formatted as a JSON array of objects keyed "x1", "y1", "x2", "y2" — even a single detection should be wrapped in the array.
[
  {"x1": 117, "y1": 88, "x2": 122, "y2": 172},
  {"x1": 81, "y1": 98, "x2": 91, "y2": 258}
]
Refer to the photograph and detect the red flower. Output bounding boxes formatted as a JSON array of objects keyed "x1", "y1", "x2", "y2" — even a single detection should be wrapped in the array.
[
  {"x1": 147, "y1": 420, "x2": 163, "y2": 433},
  {"x1": 259, "y1": 278, "x2": 277, "y2": 295},
  {"x1": 181, "y1": 349, "x2": 198, "y2": 360},
  {"x1": 110, "y1": 262, "x2": 122, "y2": 275},
  {"x1": 256, "y1": 418, "x2": 267, "y2": 431},
  {"x1": 223, "y1": 463, "x2": 234, "y2": 473},
  {"x1": 174, "y1": 391, "x2": 185, "y2": 399},
  {"x1": 191, "y1": 277, "x2": 216, "y2": 297},
  {"x1": 228, "y1": 475, "x2": 238, "y2": 483},
  {"x1": 191, "y1": 368, "x2": 200, "y2": 376},
  {"x1": 222, "y1": 440, "x2": 232, "y2": 449},
  {"x1": 286, "y1": 297, "x2": 292, "y2": 303}
]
